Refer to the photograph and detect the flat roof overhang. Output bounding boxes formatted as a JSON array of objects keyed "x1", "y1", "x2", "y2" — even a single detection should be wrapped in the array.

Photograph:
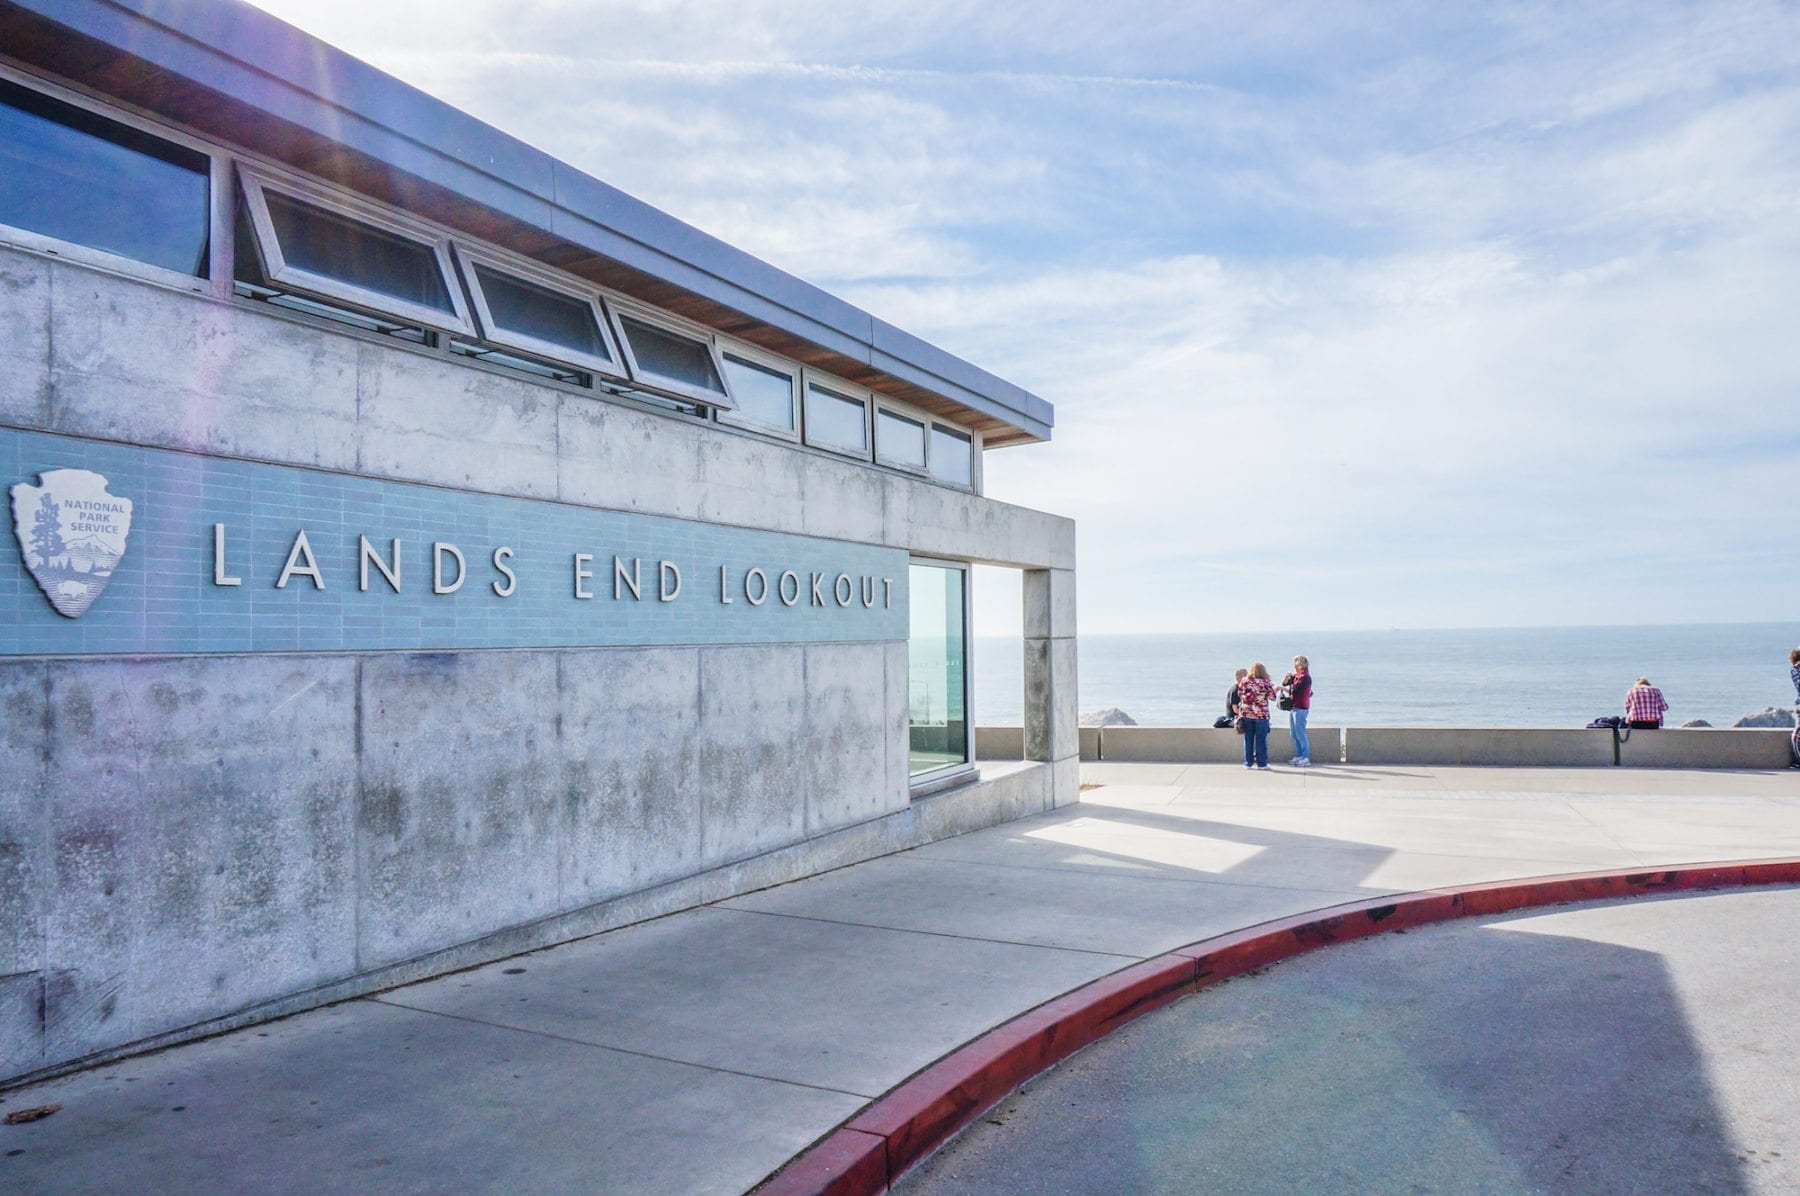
[{"x1": 0, "y1": 0, "x2": 1053, "y2": 447}]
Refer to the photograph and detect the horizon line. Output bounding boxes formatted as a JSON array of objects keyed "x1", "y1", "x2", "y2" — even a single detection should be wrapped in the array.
[{"x1": 973, "y1": 618, "x2": 1800, "y2": 638}]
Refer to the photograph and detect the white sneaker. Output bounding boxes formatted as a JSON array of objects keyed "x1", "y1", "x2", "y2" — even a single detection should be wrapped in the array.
[
  {"x1": 1296, "y1": 757, "x2": 1311, "y2": 767},
  {"x1": 1288, "y1": 756, "x2": 1301, "y2": 765}
]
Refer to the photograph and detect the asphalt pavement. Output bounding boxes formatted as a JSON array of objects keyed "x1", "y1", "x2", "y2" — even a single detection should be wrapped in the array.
[{"x1": 899, "y1": 886, "x2": 1800, "y2": 1195}]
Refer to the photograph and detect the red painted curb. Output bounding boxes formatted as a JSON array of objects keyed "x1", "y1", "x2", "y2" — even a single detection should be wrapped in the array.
[
  {"x1": 759, "y1": 1129, "x2": 887, "y2": 1196},
  {"x1": 842, "y1": 955, "x2": 1195, "y2": 1178},
  {"x1": 756, "y1": 858, "x2": 1800, "y2": 1195}
]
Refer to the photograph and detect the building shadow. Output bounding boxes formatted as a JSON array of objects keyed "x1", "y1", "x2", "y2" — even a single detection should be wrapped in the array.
[{"x1": 901, "y1": 904, "x2": 1759, "y2": 1194}]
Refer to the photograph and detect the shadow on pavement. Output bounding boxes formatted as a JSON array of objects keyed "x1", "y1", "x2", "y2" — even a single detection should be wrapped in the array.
[
  {"x1": 899, "y1": 907, "x2": 1758, "y2": 1195},
  {"x1": 977, "y1": 800, "x2": 1400, "y2": 895}
]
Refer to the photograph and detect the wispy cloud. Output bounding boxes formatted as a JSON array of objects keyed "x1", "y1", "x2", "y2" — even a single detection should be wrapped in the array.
[{"x1": 245, "y1": 0, "x2": 1800, "y2": 632}]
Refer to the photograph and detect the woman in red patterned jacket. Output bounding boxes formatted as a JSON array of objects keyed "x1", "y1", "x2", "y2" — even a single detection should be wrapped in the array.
[{"x1": 1236, "y1": 662, "x2": 1279, "y2": 770}]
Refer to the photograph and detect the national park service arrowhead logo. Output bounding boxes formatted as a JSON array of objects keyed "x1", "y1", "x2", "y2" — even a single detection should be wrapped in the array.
[{"x1": 10, "y1": 469, "x2": 133, "y2": 618}]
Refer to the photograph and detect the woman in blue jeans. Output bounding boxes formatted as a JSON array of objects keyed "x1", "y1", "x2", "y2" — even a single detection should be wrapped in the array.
[{"x1": 1236, "y1": 662, "x2": 1278, "y2": 769}]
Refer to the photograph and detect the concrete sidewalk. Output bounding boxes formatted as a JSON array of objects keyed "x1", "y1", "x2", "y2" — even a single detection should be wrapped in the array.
[{"x1": 3, "y1": 763, "x2": 1797, "y2": 1193}]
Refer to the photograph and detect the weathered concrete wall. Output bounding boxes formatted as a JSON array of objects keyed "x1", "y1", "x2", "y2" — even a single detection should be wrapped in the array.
[
  {"x1": 1617, "y1": 728, "x2": 1795, "y2": 769},
  {"x1": 0, "y1": 248, "x2": 1082, "y2": 1085},
  {"x1": 0, "y1": 664, "x2": 49, "y2": 1080},
  {"x1": 1023, "y1": 568, "x2": 1079, "y2": 806},
  {"x1": 0, "y1": 246, "x2": 1076, "y2": 572},
  {"x1": 1348, "y1": 727, "x2": 1615, "y2": 767},
  {"x1": 1, "y1": 641, "x2": 905, "y2": 1081}
]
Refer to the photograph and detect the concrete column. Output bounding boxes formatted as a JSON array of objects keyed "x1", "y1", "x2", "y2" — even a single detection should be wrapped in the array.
[{"x1": 1022, "y1": 568, "x2": 1080, "y2": 806}]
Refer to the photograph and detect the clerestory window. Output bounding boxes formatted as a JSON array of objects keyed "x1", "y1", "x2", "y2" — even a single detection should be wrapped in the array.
[
  {"x1": 929, "y1": 424, "x2": 974, "y2": 488},
  {"x1": 455, "y1": 245, "x2": 623, "y2": 378},
  {"x1": 0, "y1": 68, "x2": 990, "y2": 492},
  {"x1": 804, "y1": 378, "x2": 870, "y2": 458},
  {"x1": 611, "y1": 306, "x2": 733, "y2": 408},
  {"x1": 719, "y1": 349, "x2": 799, "y2": 437},
  {"x1": 876, "y1": 407, "x2": 928, "y2": 471},
  {"x1": 0, "y1": 74, "x2": 210, "y2": 280},
  {"x1": 237, "y1": 165, "x2": 474, "y2": 335}
]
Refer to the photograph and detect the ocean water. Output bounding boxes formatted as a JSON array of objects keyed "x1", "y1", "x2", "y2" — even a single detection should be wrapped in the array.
[{"x1": 972, "y1": 623, "x2": 1800, "y2": 729}]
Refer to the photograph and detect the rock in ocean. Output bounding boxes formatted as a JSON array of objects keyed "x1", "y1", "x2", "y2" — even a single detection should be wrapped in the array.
[{"x1": 1730, "y1": 707, "x2": 1797, "y2": 728}]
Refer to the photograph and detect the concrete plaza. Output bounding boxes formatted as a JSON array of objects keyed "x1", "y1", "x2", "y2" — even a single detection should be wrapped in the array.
[{"x1": 2, "y1": 762, "x2": 1797, "y2": 1193}]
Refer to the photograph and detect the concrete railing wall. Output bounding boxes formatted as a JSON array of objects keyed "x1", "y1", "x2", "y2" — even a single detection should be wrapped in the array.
[
  {"x1": 1605, "y1": 728, "x2": 1796, "y2": 770},
  {"x1": 978, "y1": 725, "x2": 1796, "y2": 769},
  {"x1": 1348, "y1": 728, "x2": 1612, "y2": 768},
  {"x1": 1096, "y1": 725, "x2": 1343, "y2": 764}
]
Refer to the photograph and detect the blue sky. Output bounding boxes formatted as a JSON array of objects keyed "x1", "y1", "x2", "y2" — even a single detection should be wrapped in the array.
[{"x1": 246, "y1": 0, "x2": 1800, "y2": 634}]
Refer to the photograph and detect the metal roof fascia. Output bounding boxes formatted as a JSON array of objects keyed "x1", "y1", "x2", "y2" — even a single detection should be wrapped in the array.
[
  {"x1": 10, "y1": 0, "x2": 1051, "y2": 437},
  {"x1": 871, "y1": 318, "x2": 1053, "y2": 436}
]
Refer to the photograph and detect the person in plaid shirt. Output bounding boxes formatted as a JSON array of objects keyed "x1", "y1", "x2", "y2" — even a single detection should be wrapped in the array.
[{"x1": 1623, "y1": 677, "x2": 1668, "y2": 729}]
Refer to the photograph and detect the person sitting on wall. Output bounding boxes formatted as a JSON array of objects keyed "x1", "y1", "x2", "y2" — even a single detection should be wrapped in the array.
[
  {"x1": 1788, "y1": 648, "x2": 1799, "y2": 768},
  {"x1": 1624, "y1": 677, "x2": 1668, "y2": 730},
  {"x1": 1214, "y1": 668, "x2": 1248, "y2": 731}
]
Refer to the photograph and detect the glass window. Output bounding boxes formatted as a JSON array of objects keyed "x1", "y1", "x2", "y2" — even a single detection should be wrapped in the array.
[
  {"x1": 805, "y1": 383, "x2": 869, "y2": 455},
  {"x1": 0, "y1": 77, "x2": 209, "y2": 277},
  {"x1": 909, "y1": 563, "x2": 969, "y2": 778},
  {"x1": 721, "y1": 353, "x2": 797, "y2": 432},
  {"x1": 261, "y1": 189, "x2": 455, "y2": 314},
  {"x1": 470, "y1": 261, "x2": 612, "y2": 365},
  {"x1": 929, "y1": 424, "x2": 974, "y2": 487},
  {"x1": 618, "y1": 314, "x2": 728, "y2": 400},
  {"x1": 876, "y1": 409, "x2": 927, "y2": 470}
]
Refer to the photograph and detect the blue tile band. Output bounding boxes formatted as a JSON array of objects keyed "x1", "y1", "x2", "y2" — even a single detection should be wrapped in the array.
[{"x1": 2, "y1": 429, "x2": 909, "y2": 655}]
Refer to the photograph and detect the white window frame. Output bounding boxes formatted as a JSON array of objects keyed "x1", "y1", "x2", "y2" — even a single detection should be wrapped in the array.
[
  {"x1": 0, "y1": 61, "x2": 223, "y2": 296},
  {"x1": 606, "y1": 298, "x2": 737, "y2": 411},
  {"x1": 874, "y1": 401, "x2": 930, "y2": 474},
  {"x1": 801, "y1": 369, "x2": 874, "y2": 460},
  {"x1": 453, "y1": 243, "x2": 625, "y2": 380},
  {"x1": 716, "y1": 339, "x2": 801, "y2": 441},
  {"x1": 237, "y1": 161, "x2": 476, "y2": 336},
  {"x1": 927, "y1": 420, "x2": 978, "y2": 491}
]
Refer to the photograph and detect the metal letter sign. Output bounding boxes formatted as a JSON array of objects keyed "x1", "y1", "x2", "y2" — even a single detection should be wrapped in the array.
[
  {"x1": 9, "y1": 469, "x2": 133, "y2": 618},
  {"x1": 1, "y1": 429, "x2": 907, "y2": 655}
]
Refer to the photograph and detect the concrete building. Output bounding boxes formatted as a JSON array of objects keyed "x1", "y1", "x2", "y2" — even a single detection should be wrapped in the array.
[{"x1": 0, "y1": 0, "x2": 1077, "y2": 1087}]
